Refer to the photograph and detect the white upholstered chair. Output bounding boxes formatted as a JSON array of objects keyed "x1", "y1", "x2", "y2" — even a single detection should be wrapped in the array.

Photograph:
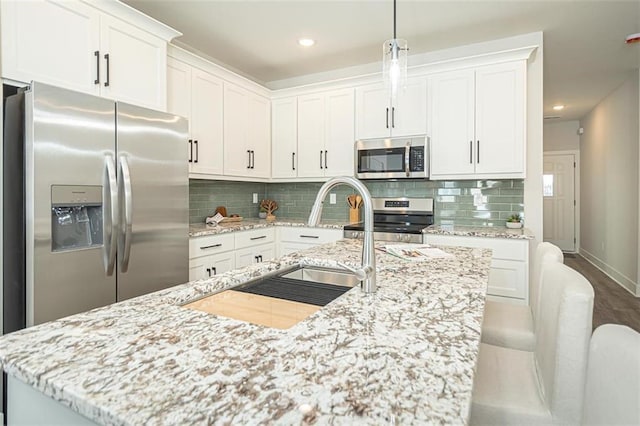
[
  {"x1": 471, "y1": 262, "x2": 594, "y2": 425},
  {"x1": 582, "y1": 324, "x2": 640, "y2": 425},
  {"x1": 481, "y1": 242, "x2": 564, "y2": 351}
]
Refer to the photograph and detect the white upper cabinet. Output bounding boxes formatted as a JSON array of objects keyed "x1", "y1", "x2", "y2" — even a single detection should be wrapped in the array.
[
  {"x1": 355, "y1": 77, "x2": 427, "y2": 139},
  {"x1": 1, "y1": 0, "x2": 177, "y2": 110},
  {"x1": 297, "y1": 88, "x2": 355, "y2": 178},
  {"x1": 99, "y1": 15, "x2": 167, "y2": 110},
  {"x1": 428, "y1": 61, "x2": 526, "y2": 180},
  {"x1": 167, "y1": 59, "x2": 224, "y2": 176},
  {"x1": 223, "y1": 83, "x2": 271, "y2": 178},
  {"x1": 271, "y1": 97, "x2": 298, "y2": 178}
]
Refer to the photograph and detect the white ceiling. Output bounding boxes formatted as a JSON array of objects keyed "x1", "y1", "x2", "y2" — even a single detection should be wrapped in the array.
[{"x1": 124, "y1": 0, "x2": 640, "y2": 121}]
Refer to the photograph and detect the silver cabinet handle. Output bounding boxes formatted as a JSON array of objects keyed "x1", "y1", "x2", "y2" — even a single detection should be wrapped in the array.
[
  {"x1": 320, "y1": 150, "x2": 323, "y2": 169},
  {"x1": 386, "y1": 107, "x2": 389, "y2": 128},
  {"x1": 103, "y1": 155, "x2": 118, "y2": 276},
  {"x1": 118, "y1": 155, "x2": 133, "y2": 273},
  {"x1": 104, "y1": 53, "x2": 110, "y2": 87},
  {"x1": 391, "y1": 107, "x2": 395, "y2": 128},
  {"x1": 405, "y1": 142, "x2": 411, "y2": 177},
  {"x1": 200, "y1": 243, "x2": 222, "y2": 250},
  {"x1": 250, "y1": 235, "x2": 267, "y2": 241},
  {"x1": 469, "y1": 141, "x2": 473, "y2": 164},
  {"x1": 300, "y1": 235, "x2": 319, "y2": 239},
  {"x1": 477, "y1": 140, "x2": 480, "y2": 163}
]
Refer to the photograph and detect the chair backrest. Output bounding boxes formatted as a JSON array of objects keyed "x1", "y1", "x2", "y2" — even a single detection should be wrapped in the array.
[
  {"x1": 582, "y1": 324, "x2": 640, "y2": 425},
  {"x1": 530, "y1": 242, "x2": 564, "y2": 323},
  {"x1": 534, "y1": 262, "x2": 594, "y2": 424}
]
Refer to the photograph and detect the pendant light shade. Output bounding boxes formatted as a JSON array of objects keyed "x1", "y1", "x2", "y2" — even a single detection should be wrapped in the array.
[{"x1": 383, "y1": 0, "x2": 408, "y2": 99}]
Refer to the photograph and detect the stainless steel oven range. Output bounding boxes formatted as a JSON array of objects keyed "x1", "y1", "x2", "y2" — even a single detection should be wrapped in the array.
[{"x1": 343, "y1": 197, "x2": 434, "y2": 243}]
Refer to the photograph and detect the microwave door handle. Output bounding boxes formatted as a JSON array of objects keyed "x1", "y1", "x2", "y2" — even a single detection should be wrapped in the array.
[
  {"x1": 103, "y1": 155, "x2": 118, "y2": 276},
  {"x1": 118, "y1": 155, "x2": 133, "y2": 273},
  {"x1": 405, "y1": 142, "x2": 411, "y2": 177}
]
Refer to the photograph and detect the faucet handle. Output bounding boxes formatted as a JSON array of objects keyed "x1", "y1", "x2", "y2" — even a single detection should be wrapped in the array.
[{"x1": 337, "y1": 262, "x2": 369, "y2": 281}]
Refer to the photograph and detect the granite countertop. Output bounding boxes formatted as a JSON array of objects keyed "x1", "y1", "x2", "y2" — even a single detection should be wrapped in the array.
[
  {"x1": 0, "y1": 239, "x2": 491, "y2": 425},
  {"x1": 189, "y1": 218, "x2": 348, "y2": 237},
  {"x1": 424, "y1": 224, "x2": 534, "y2": 240}
]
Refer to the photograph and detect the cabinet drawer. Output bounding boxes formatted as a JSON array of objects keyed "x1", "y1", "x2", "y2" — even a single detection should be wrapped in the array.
[
  {"x1": 279, "y1": 227, "x2": 342, "y2": 244},
  {"x1": 235, "y1": 228, "x2": 275, "y2": 250},
  {"x1": 424, "y1": 235, "x2": 527, "y2": 261},
  {"x1": 189, "y1": 234, "x2": 235, "y2": 259}
]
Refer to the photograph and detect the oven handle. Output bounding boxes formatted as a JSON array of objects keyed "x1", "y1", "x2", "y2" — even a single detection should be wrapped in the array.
[{"x1": 405, "y1": 142, "x2": 411, "y2": 177}]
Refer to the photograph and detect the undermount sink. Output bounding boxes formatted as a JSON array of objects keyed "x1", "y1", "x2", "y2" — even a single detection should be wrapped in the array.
[{"x1": 183, "y1": 265, "x2": 360, "y2": 329}]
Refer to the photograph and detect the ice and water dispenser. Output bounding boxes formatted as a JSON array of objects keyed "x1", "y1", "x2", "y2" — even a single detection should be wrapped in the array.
[{"x1": 51, "y1": 185, "x2": 103, "y2": 252}]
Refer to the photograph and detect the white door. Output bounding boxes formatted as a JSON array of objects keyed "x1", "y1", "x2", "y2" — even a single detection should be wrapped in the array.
[
  {"x1": 191, "y1": 69, "x2": 224, "y2": 175},
  {"x1": 324, "y1": 89, "x2": 355, "y2": 177},
  {"x1": 223, "y1": 83, "x2": 250, "y2": 176},
  {"x1": 428, "y1": 69, "x2": 475, "y2": 177},
  {"x1": 271, "y1": 97, "x2": 298, "y2": 178},
  {"x1": 392, "y1": 77, "x2": 427, "y2": 137},
  {"x1": 166, "y1": 58, "x2": 192, "y2": 167},
  {"x1": 355, "y1": 83, "x2": 391, "y2": 139},
  {"x1": 248, "y1": 93, "x2": 271, "y2": 178},
  {"x1": 1, "y1": 0, "x2": 101, "y2": 94},
  {"x1": 99, "y1": 15, "x2": 167, "y2": 110},
  {"x1": 297, "y1": 94, "x2": 326, "y2": 178},
  {"x1": 543, "y1": 154, "x2": 576, "y2": 251},
  {"x1": 474, "y1": 61, "x2": 526, "y2": 175}
]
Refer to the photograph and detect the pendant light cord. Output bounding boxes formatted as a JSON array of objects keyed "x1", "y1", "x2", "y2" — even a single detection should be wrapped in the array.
[{"x1": 393, "y1": 0, "x2": 397, "y2": 39}]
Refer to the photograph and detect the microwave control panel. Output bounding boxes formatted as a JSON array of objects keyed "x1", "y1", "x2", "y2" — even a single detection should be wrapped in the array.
[{"x1": 409, "y1": 146, "x2": 425, "y2": 172}]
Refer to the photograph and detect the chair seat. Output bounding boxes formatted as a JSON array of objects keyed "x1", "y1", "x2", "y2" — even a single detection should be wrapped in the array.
[
  {"x1": 481, "y1": 300, "x2": 535, "y2": 351},
  {"x1": 470, "y1": 343, "x2": 552, "y2": 425}
]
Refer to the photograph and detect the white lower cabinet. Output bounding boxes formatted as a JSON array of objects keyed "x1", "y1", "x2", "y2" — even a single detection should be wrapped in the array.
[
  {"x1": 189, "y1": 252, "x2": 235, "y2": 281},
  {"x1": 277, "y1": 227, "x2": 342, "y2": 257},
  {"x1": 235, "y1": 244, "x2": 276, "y2": 268},
  {"x1": 423, "y1": 234, "x2": 530, "y2": 303}
]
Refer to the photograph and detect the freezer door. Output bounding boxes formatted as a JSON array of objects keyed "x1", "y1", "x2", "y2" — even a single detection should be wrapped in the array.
[
  {"x1": 116, "y1": 102, "x2": 188, "y2": 301},
  {"x1": 27, "y1": 82, "x2": 117, "y2": 326}
]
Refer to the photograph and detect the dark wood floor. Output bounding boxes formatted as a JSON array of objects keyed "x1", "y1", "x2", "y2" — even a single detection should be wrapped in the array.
[{"x1": 564, "y1": 254, "x2": 640, "y2": 332}]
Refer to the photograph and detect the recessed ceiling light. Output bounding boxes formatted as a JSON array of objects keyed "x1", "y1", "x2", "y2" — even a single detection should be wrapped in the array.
[
  {"x1": 553, "y1": 105, "x2": 565, "y2": 111},
  {"x1": 298, "y1": 38, "x2": 315, "y2": 47}
]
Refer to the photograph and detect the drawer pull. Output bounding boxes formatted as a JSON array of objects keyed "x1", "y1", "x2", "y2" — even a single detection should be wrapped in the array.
[
  {"x1": 299, "y1": 235, "x2": 319, "y2": 239},
  {"x1": 200, "y1": 243, "x2": 222, "y2": 250},
  {"x1": 250, "y1": 235, "x2": 267, "y2": 241}
]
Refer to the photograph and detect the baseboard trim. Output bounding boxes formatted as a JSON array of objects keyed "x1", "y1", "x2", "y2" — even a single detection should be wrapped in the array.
[{"x1": 579, "y1": 248, "x2": 640, "y2": 297}]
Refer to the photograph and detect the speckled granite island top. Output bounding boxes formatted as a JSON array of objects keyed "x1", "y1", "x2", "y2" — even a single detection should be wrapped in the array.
[
  {"x1": 189, "y1": 218, "x2": 347, "y2": 237},
  {"x1": 0, "y1": 239, "x2": 491, "y2": 425},
  {"x1": 424, "y1": 224, "x2": 534, "y2": 239}
]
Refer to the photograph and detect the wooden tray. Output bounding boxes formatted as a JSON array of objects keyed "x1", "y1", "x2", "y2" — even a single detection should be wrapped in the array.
[{"x1": 219, "y1": 216, "x2": 243, "y2": 223}]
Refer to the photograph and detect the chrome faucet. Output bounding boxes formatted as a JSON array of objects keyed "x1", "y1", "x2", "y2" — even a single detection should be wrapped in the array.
[{"x1": 308, "y1": 176, "x2": 376, "y2": 293}]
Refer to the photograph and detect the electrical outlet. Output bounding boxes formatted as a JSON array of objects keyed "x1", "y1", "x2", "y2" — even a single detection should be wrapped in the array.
[
  {"x1": 252, "y1": 193, "x2": 258, "y2": 204},
  {"x1": 329, "y1": 193, "x2": 336, "y2": 204}
]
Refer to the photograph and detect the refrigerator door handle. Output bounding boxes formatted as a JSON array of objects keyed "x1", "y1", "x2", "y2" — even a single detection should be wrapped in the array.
[
  {"x1": 118, "y1": 155, "x2": 133, "y2": 273},
  {"x1": 104, "y1": 155, "x2": 118, "y2": 276}
]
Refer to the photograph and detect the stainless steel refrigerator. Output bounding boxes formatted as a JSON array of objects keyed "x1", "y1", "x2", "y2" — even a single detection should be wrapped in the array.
[{"x1": 3, "y1": 81, "x2": 188, "y2": 330}]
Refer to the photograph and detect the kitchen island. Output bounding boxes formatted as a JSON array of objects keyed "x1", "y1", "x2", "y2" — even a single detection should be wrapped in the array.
[{"x1": 0, "y1": 239, "x2": 491, "y2": 425}]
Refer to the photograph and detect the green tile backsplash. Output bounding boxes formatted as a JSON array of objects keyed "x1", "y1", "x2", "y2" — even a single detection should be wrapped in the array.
[{"x1": 189, "y1": 179, "x2": 524, "y2": 226}]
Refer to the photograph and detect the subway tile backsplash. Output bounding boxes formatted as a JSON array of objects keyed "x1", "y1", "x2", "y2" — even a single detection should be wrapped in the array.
[{"x1": 189, "y1": 179, "x2": 524, "y2": 226}]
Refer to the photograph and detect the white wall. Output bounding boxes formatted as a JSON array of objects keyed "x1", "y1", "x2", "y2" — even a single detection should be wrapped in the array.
[
  {"x1": 544, "y1": 120, "x2": 580, "y2": 152},
  {"x1": 580, "y1": 70, "x2": 639, "y2": 295}
]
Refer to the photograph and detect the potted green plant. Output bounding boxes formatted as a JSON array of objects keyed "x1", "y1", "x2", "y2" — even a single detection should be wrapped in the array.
[
  {"x1": 259, "y1": 205, "x2": 268, "y2": 219},
  {"x1": 506, "y1": 213, "x2": 523, "y2": 229}
]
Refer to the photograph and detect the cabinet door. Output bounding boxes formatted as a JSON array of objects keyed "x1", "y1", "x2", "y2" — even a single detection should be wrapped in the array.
[
  {"x1": 271, "y1": 97, "x2": 298, "y2": 178},
  {"x1": 392, "y1": 77, "x2": 427, "y2": 137},
  {"x1": 248, "y1": 93, "x2": 271, "y2": 178},
  {"x1": 189, "y1": 253, "x2": 235, "y2": 281},
  {"x1": 254, "y1": 244, "x2": 276, "y2": 263},
  {"x1": 1, "y1": 0, "x2": 100, "y2": 94},
  {"x1": 488, "y1": 259, "x2": 527, "y2": 300},
  {"x1": 191, "y1": 68, "x2": 224, "y2": 175},
  {"x1": 355, "y1": 83, "x2": 391, "y2": 139},
  {"x1": 324, "y1": 89, "x2": 355, "y2": 177},
  {"x1": 99, "y1": 15, "x2": 167, "y2": 110},
  {"x1": 428, "y1": 69, "x2": 476, "y2": 178},
  {"x1": 188, "y1": 257, "x2": 208, "y2": 281},
  {"x1": 166, "y1": 58, "x2": 192, "y2": 167},
  {"x1": 297, "y1": 94, "x2": 326, "y2": 178},
  {"x1": 223, "y1": 83, "x2": 250, "y2": 176},
  {"x1": 474, "y1": 61, "x2": 526, "y2": 176},
  {"x1": 235, "y1": 247, "x2": 259, "y2": 268}
]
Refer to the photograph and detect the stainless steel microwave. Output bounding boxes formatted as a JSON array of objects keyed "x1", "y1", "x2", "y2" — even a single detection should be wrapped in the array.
[{"x1": 355, "y1": 136, "x2": 429, "y2": 179}]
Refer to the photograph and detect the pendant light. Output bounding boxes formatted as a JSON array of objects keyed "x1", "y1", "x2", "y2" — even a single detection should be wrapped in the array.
[{"x1": 383, "y1": 0, "x2": 408, "y2": 100}]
